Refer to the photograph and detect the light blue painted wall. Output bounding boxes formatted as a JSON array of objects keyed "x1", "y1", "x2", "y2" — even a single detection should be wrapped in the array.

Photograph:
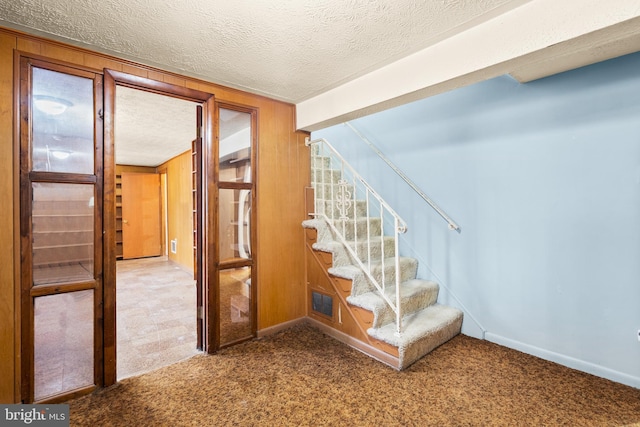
[{"x1": 311, "y1": 52, "x2": 640, "y2": 388}]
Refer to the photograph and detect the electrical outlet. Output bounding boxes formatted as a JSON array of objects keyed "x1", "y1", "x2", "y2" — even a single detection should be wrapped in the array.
[{"x1": 638, "y1": 329, "x2": 640, "y2": 342}]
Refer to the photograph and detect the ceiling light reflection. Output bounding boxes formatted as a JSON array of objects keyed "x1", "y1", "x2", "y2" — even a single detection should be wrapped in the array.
[
  {"x1": 33, "y1": 95, "x2": 73, "y2": 115},
  {"x1": 51, "y1": 150, "x2": 71, "y2": 160}
]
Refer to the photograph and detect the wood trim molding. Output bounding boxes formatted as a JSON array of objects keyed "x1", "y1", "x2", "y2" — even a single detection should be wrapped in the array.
[
  {"x1": 105, "y1": 69, "x2": 212, "y2": 103},
  {"x1": 256, "y1": 317, "x2": 307, "y2": 338},
  {"x1": 305, "y1": 317, "x2": 400, "y2": 369}
]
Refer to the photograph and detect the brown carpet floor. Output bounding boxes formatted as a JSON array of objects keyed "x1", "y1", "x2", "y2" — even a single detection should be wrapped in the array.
[{"x1": 68, "y1": 323, "x2": 640, "y2": 427}]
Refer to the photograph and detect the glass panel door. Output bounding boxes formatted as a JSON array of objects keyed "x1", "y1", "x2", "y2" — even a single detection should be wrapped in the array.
[
  {"x1": 20, "y1": 58, "x2": 103, "y2": 403},
  {"x1": 216, "y1": 106, "x2": 256, "y2": 348}
]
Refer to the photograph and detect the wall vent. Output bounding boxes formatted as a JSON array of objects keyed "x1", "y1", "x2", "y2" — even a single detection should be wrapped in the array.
[{"x1": 311, "y1": 291, "x2": 333, "y2": 317}]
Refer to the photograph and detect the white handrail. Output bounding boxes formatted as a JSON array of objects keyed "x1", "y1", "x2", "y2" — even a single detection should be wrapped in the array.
[
  {"x1": 306, "y1": 137, "x2": 405, "y2": 335},
  {"x1": 345, "y1": 122, "x2": 460, "y2": 232}
]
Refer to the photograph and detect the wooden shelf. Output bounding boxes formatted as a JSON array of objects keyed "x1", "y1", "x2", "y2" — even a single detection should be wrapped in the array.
[
  {"x1": 35, "y1": 243, "x2": 92, "y2": 250},
  {"x1": 31, "y1": 192, "x2": 95, "y2": 281},
  {"x1": 33, "y1": 214, "x2": 92, "y2": 218},
  {"x1": 115, "y1": 173, "x2": 123, "y2": 259},
  {"x1": 33, "y1": 229, "x2": 92, "y2": 234},
  {"x1": 33, "y1": 261, "x2": 93, "y2": 286}
]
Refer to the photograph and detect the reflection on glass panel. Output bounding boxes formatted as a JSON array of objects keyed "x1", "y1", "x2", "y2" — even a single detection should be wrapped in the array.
[
  {"x1": 32, "y1": 183, "x2": 94, "y2": 285},
  {"x1": 219, "y1": 108, "x2": 251, "y2": 183},
  {"x1": 32, "y1": 67, "x2": 94, "y2": 174},
  {"x1": 34, "y1": 290, "x2": 94, "y2": 401},
  {"x1": 219, "y1": 267, "x2": 252, "y2": 346},
  {"x1": 219, "y1": 189, "x2": 251, "y2": 263}
]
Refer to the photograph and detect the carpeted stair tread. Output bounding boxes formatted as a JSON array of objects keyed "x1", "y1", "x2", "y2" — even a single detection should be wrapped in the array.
[
  {"x1": 347, "y1": 279, "x2": 440, "y2": 328},
  {"x1": 347, "y1": 279, "x2": 437, "y2": 313},
  {"x1": 303, "y1": 171, "x2": 463, "y2": 370},
  {"x1": 311, "y1": 236, "x2": 394, "y2": 259},
  {"x1": 368, "y1": 304, "x2": 464, "y2": 369},
  {"x1": 327, "y1": 217, "x2": 383, "y2": 240},
  {"x1": 329, "y1": 257, "x2": 418, "y2": 295}
]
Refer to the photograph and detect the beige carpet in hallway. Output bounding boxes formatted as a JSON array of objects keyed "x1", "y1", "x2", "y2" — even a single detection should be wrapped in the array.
[{"x1": 116, "y1": 256, "x2": 200, "y2": 380}]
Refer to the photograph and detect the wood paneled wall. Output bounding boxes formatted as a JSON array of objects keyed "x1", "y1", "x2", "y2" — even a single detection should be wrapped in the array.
[
  {"x1": 0, "y1": 31, "x2": 18, "y2": 405},
  {"x1": 157, "y1": 151, "x2": 193, "y2": 272},
  {"x1": 0, "y1": 27, "x2": 310, "y2": 403}
]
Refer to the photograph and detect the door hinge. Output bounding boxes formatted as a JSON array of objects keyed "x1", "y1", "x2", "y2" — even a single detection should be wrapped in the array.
[{"x1": 197, "y1": 306, "x2": 204, "y2": 319}]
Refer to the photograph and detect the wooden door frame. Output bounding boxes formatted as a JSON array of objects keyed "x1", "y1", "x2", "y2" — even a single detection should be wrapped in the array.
[
  {"x1": 16, "y1": 54, "x2": 105, "y2": 403},
  {"x1": 103, "y1": 69, "x2": 214, "y2": 386},
  {"x1": 213, "y1": 101, "x2": 259, "y2": 349}
]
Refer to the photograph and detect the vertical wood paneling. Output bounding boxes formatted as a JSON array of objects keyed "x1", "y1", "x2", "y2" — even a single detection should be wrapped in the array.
[
  {"x1": 158, "y1": 151, "x2": 194, "y2": 272},
  {"x1": 256, "y1": 100, "x2": 310, "y2": 329},
  {"x1": 0, "y1": 31, "x2": 16, "y2": 404},
  {"x1": 256, "y1": 101, "x2": 279, "y2": 329}
]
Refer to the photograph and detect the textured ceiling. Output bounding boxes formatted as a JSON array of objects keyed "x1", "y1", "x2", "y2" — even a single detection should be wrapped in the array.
[
  {"x1": 114, "y1": 88, "x2": 251, "y2": 167},
  {"x1": 6, "y1": 0, "x2": 637, "y2": 165},
  {"x1": 0, "y1": 0, "x2": 523, "y2": 103},
  {"x1": 0, "y1": 0, "x2": 529, "y2": 166},
  {"x1": 115, "y1": 87, "x2": 196, "y2": 167}
]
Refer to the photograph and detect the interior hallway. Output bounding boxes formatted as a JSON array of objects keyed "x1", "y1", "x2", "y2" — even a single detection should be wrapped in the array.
[{"x1": 116, "y1": 256, "x2": 200, "y2": 380}]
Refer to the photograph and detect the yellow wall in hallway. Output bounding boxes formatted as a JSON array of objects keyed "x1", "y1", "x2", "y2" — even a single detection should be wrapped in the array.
[{"x1": 158, "y1": 150, "x2": 194, "y2": 272}]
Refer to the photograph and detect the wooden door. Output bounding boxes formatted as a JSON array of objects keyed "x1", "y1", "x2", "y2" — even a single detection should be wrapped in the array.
[{"x1": 121, "y1": 172, "x2": 162, "y2": 259}]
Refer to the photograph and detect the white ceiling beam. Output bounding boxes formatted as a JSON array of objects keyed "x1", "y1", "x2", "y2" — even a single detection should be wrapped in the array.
[{"x1": 296, "y1": 0, "x2": 640, "y2": 132}]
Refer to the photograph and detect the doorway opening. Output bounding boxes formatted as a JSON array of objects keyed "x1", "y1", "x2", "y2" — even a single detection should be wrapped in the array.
[{"x1": 113, "y1": 86, "x2": 200, "y2": 380}]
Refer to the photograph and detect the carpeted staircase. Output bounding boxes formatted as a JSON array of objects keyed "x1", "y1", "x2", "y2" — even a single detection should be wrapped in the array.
[{"x1": 303, "y1": 139, "x2": 463, "y2": 369}]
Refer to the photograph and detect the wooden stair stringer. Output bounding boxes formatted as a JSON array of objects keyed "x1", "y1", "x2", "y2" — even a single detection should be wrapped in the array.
[{"x1": 305, "y1": 227, "x2": 400, "y2": 361}]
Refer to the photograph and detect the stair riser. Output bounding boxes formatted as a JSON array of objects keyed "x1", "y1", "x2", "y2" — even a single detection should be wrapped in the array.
[
  {"x1": 371, "y1": 258, "x2": 418, "y2": 287},
  {"x1": 398, "y1": 312, "x2": 463, "y2": 369},
  {"x1": 371, "y1": 287, "x2": 439, "y2": 328},
  {"x1": 312, "y1": 169, "x2": 364, "y2": 190},
  {"x1": 311, "y1": 168, "x2": 341, "y2": 184},
  {"x1": 347, "y1": 237, "x2": 396, "y2": 263},
  {"x1": 315, "y1": 199, "x2": 369, "y2": 219},
  {"x1": 320, "y1": 218, "x2": 382, "y2": 240},
  {"x1": 347, "y1": 258, "x2": 418, "y2": 296},
  {"x1": 312, "y1": 182, "x2": 353, "y2": 201},
  {"x1": 311, "y1": 156, "x2": 331, "y2": 169},
  {"x1": 328, "y1": 237, "x2": 396, "y2": 268}
]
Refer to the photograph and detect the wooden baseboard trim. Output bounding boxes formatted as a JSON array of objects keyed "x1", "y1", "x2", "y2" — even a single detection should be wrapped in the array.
[
  {"x1": 306, "y1": 317, "x2": 400, "y2": 370},
  {"x1": 257, "y1": 317, "x2": 307, "y2": 338}
]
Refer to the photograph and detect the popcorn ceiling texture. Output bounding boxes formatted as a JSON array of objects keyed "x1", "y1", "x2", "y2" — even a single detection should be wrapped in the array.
[
  {"x1": 114, "y1": 87, "x2": 195, "y2": 167},
  {"x1": 0, "y1": 0, "x2": 518, "y2": 102}
]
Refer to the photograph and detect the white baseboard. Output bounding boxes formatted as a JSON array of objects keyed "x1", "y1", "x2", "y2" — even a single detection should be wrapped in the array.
[{"x1": 485, "y1": 332, "x2": 640, "y2": 389}]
